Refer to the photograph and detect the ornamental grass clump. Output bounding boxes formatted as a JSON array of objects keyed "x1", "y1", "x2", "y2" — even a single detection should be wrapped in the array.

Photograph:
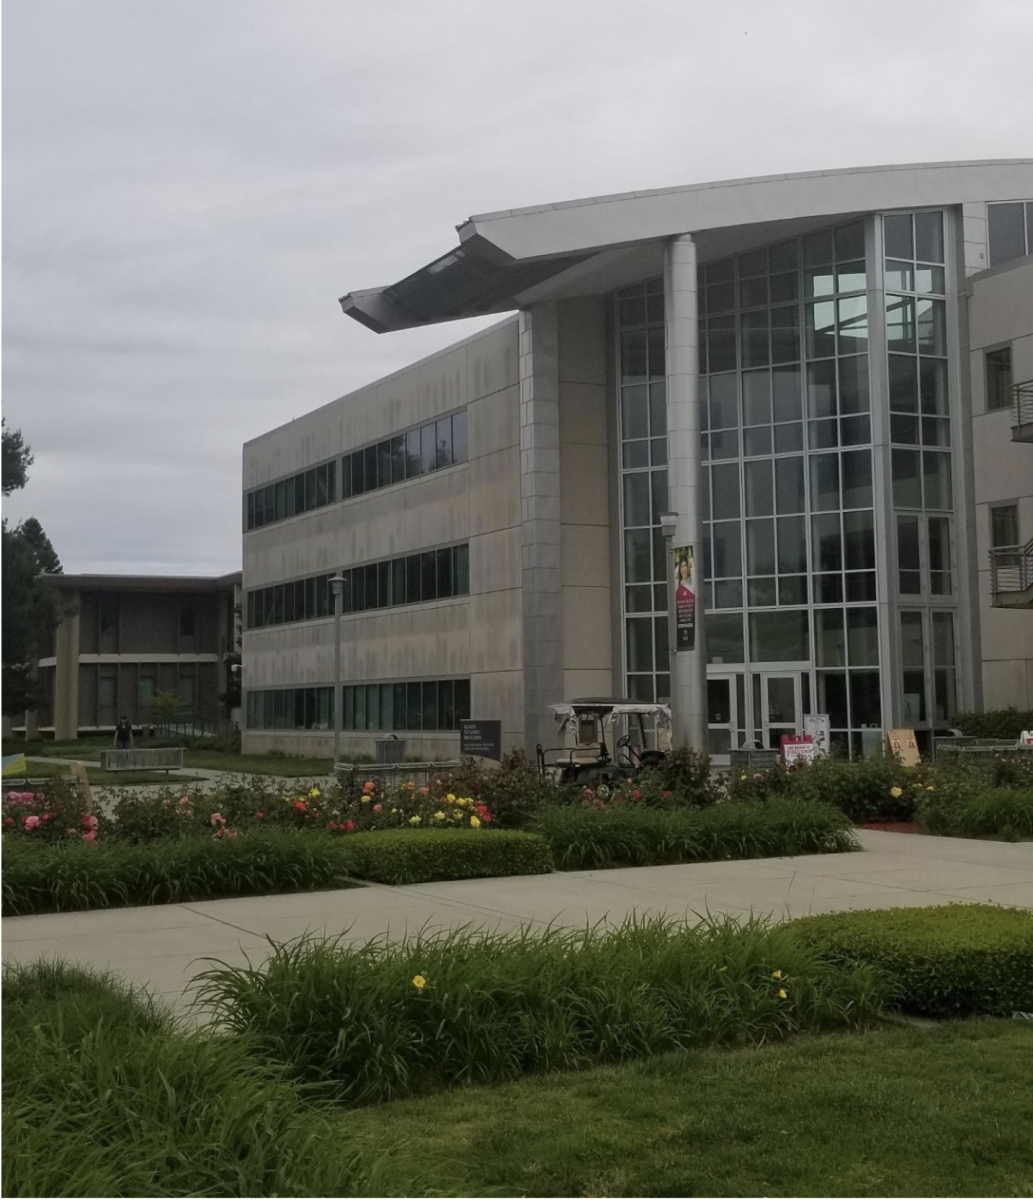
[
  {"x1": 916, "y1": 786, "x2": 1033, "y2": 841},
  {"x1": 2, "y1": 960, "x2": 420, "y2": 1199},
  {"x1": 535, "y1": 797, "x2": 858, "y2": 870},
  {"x1": 194, "y1": 913, "x2": 884, "y2": 1106}
]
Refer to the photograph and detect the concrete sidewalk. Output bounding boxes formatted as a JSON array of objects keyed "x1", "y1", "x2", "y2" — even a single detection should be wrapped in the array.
[{"x1": 3, "y1": 831, "x2": 1031, "y2": 1014}]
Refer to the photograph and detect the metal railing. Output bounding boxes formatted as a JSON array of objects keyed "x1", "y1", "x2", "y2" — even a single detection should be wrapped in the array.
[
  {"x1": 990, "y1": 538, "x2": 1033, "y2": 600},
  {"x1": 1012, "y1": 379, "x2": 1033, "y2": 436}
]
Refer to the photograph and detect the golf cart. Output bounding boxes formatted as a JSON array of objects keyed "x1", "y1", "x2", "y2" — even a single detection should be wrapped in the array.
[{"x1": 536, "y1": 697, "x2": 673, "y2": 787}]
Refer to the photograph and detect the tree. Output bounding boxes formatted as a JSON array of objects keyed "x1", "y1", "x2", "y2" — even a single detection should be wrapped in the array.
[
  {"x1": 2, "y1": 419, "x2": 33, "y2": 497},
  {"x1": 18, "y1": 517, "x2": 62, "y2": 575},
  {"x1": 1, "y1": 520, "x2": 62, "y2": 714},
  {"x1": 0, "y1": 422, "x2": 64, "y2": 717}
]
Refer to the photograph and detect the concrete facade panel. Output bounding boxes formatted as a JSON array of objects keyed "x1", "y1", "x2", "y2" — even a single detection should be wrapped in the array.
[
  {"x1": 469, "y1": 590, "x2": 523, "y2": 673},
  {"x1": 467, "y1": 447, "x2": 521, "y2": 537},
  {"x1": 470, "y1": 526, "x2": 522, "y2": 595},
  {"x1": 468, "y1": 384, "x2": 519, "y2": 459},
  {"x1": 560, "y1": 442, "x2": 610, "y2": 526},
  {"x1": 562, "y1": 586, "x2": 613, "y2": 671},
  {"x1": 561, "y1": 524, "x2": 611, "y2": 588}
]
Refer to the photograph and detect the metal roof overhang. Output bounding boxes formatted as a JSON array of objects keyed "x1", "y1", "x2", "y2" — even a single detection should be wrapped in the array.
[{"x1": 339, "y1": 160, "x2": 1033, "y2": 333}]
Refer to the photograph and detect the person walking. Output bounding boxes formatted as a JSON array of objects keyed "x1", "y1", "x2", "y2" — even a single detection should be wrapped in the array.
[{"x1": 114, "y1": 715, "x2": 133, "y2": 765}]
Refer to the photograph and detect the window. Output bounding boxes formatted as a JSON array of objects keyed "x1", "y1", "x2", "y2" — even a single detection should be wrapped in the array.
[
  {"x1": 991, "y1": 504, "x2": 1019, "y2": 549},
  {"x1": 987, "y1": 201, "x2": 1033, "y2": 266},
  {"x1": 985, "y1": 347, "x2": 1013, "y2": 411},
  {"x1": 245, "y1": 457, "x2": 338, "y2": 530},
  {"x1": 245, "y1": 544, "x2": 471, "y2": 629},
  {"x1": 99, "y1": 597, "x2": 118, "y2": 636}
]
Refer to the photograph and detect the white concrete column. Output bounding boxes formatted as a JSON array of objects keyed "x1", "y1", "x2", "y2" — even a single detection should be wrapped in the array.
[
  {"x1": 518, "y1": 302, "x2": 564, "y2": 755},
  {"x1": 664, "y1": 235, "x2": 708, "y2": 750}
]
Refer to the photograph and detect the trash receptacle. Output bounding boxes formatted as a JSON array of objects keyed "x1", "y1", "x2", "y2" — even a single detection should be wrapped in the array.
[{"x1": 375, "y1": 737, "x2": 406, "y2": 764}]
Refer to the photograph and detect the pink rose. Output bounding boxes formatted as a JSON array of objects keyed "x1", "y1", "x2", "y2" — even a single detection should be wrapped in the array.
[
  {"x1": 372, "y1": 804, "x2": 382, "y2": 813},
  {"x1": 83, "y1": 830, "x2": 97, "y2": 843},
  {"x1": 23, "y1": 815, "x2": 40, "y2": 830}
]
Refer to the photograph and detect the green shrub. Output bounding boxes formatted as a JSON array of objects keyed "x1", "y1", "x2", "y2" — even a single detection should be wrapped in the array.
[
  {"x1": 2, "y1": 828, "x2": 554, "y2": 916},
  {"x1": 918, "y1": 787, "x2": 1033, "y2": 840},
  {"x1": 194, "y1": 914, "x2": 885, "y2": 1106},
  {"x1": 951, "y1": 708, "x2": 1033, "y2": 740},
  {"x1": 785, "y1": 754, "x2": 917, "y2": 822},
  {"x1": 637, "y1": 746, "x2": 722, "y2": 806},
  {"x1": 1, "y1": 829, "x2": 360, "y2": 916},
  {"x1": 345, "y1": 828, "x2": 553, "y2": 885},
  {"x1": 2, "y1": 961, "x2": 418, "y2": 1198},
  {"x1": 535, "y1": 798, "x2": 858, "y2": 870},
  {"x1": 791, "y1": 904, "x2": 1033, "y2": 1017}
]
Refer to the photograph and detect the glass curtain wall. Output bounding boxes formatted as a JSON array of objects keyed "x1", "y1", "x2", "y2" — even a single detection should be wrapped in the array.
[
  {"x1": 616, "y1": 220, "x2": 882, "y2": 755},
  {"x1": 884, "y1": 210, "x2": 958, "y2": 753}
]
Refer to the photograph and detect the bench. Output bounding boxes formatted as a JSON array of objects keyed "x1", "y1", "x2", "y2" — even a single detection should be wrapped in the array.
[{"x1": 99, "y1": 748, "x2": 185, "y2": 773}]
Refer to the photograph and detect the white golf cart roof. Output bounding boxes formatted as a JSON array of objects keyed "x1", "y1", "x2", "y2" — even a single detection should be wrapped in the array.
[{"x1": 550, "y1": 698, "x2": 672, "y2": 725}]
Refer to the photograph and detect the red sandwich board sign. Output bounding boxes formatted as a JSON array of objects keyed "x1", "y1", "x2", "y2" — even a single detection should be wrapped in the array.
[{"x1": 781, "y1": 734, "x2": 816, "y2": 766}]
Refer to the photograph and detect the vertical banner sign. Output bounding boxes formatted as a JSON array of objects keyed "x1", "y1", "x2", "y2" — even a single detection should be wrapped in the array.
[{"x1": 672, "y1": 545, "x2": 696, "y2": 652}]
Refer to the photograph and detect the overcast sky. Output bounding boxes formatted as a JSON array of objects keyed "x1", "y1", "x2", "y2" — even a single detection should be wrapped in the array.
[{"x1": 4, "y1": 0, "x2": 1031, "y2": 575}]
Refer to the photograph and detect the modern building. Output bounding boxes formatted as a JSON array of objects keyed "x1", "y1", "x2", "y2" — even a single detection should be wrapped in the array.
[
  {"x1": 35, "y1": 572, "x2": 241, "y2": 739},
  {"x1": 242, "y1": 160, "x2": 1033, "y2": 761}
]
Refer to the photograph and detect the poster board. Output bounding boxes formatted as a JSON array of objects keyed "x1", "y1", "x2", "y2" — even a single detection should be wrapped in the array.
[
  {"x1": 886, "y1": 728, "x2": 920, "y2": 767},
  {"x1": 1018, "y1": 730, "x2": 1033, "y2": 749},
  {"x1": 459, "y1": 720, "x2": 502, "y2": 762},
  {"x1": 803, "y1": 714, "x2": 830, "y2": 758},
  {"x1": 781, "y1": 734, "x2": 817, "y2": 766},
  {"x1": 672, "y1": 545, "x2": 696, "y2": 652}
]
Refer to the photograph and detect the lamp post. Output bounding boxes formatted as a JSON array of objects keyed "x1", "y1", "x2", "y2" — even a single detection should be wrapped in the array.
[
  {"x1": 659, "y1": 511, "x2": 678, "y2": 707},
  {"x1": 329, "y1": 574, "x2": 345, "y2": 766}
]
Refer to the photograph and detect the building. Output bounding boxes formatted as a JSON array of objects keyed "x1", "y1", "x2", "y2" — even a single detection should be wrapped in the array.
[
  {"x1": 242, "y1": 160, "x2": 1033, "y2": 761},
  {"x1": 36, "y1": 572, "x2": 241, "y2": 739}
]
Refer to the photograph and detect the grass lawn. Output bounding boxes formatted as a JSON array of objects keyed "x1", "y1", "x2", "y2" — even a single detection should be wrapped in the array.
[
  {"x1": 6, "y1": 759, "x2": 208, "y2": 787},
  {"x1": 346, "y1": 1020, "x2": 1033, "y2": 1198},
  {"x1": 3, "y1": 739, "x2": 334, "y2": 777}
]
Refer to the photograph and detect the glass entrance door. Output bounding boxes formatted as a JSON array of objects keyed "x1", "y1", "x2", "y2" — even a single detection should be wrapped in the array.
[
  {"x1": 760, "y1": 673, "x2": 802, "y2": 749},
  {"x1": 707, "y1": 673, "x2": 743, "y2": 762}
]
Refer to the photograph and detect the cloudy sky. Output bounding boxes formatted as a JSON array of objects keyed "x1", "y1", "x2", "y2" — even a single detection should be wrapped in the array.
[{"x1": 4, "y1": 0, "x2": 1031, "y2": 575}]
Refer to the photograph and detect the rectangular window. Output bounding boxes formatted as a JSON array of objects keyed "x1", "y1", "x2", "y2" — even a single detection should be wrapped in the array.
[
  {"x1": 990, "y1": 504, "x2": 1019, "y2": 549},
  {"x1": 452, "y1": 410, "x2": 469, "y2": 463},
  {"x1": 985, "y1": 347, "x2": 1013, "y2": 411},
  {"x1": 897, "y1": 515, "x2": 921, "y2": 594},
  {"x1": 987, "y1": 201, "x2": 1032, "y2": 266}
]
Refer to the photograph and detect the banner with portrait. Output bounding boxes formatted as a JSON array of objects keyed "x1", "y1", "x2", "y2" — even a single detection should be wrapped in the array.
[{"x1": 672, "y1": 545, "x2": 696, "y2": 652}]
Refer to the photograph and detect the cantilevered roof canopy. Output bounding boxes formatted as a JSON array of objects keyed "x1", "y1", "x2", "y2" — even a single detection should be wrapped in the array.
[{"x1": 339, "y1": 159, "x2": 1033, "y2": 333}]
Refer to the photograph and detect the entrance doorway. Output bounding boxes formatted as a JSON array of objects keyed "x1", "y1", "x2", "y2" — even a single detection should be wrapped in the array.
[
  {"x1": 707, "y1": 672, "x2": 744, "y2": 762},
  {"x1": 752, "y1": 671, "x2": 807, "y2": 750}
]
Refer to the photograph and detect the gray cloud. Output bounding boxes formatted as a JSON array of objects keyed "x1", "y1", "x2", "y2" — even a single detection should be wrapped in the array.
[{"x1": 4, "y1": 0, "x2": 1031, "y2": 572}]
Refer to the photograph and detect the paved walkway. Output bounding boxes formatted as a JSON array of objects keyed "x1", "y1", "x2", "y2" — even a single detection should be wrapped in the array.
[{"x1": 3, "y1": 831, "x2": 1031, "y2": 1015}]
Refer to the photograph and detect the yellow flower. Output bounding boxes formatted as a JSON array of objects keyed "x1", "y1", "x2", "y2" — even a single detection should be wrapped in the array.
[
  {"x1": 446, "y1": 793, "x2": 456, "y2": 803},
  {"x1": 740, "y1": 774, "x2": 748, "y2": 781},
  {"x1": 433, "y1": 810, "x2": 446, "y2": 821},
  {"x1": 459, "y1": 797, "x2": 472, "y2": 808},
  {"x1": 451, "y1": 810, "x2": 462, "y2": 821},
  {"x1": 360, "y1": 796, "x2": 370, "y2": 804},
  {"x1": 309, "y1": 787, "x2": 320, "y2": 799},
  {"x1": 889, "y1": 786, "x2": 903, "y2": 798},
  {"x1": 778, "y1": 988, "x2": 787, "y2": 1000},
  {"x1": 469, "y1": 815, "x2": 481, "y2": 828},
  {"x1": 409, "y1": 815, "x2": 421, "y2": 826},
  {"x1": 926, "y1": 785, "x2": 935, "y2": 792},
  {"x1": 412, "y1": 975, "x2": 426, "y2": 990},
  {"x1": 772, "y1": 970, "x2": 783, "y2": 980}
]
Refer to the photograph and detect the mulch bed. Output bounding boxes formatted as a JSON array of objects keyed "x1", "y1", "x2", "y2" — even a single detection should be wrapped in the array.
[{"x1": 855, "y1": 821, "x2": 924, "y2": 834}]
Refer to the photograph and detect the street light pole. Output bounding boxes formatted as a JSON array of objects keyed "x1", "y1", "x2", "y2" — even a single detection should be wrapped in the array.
[{"x1": 329, "y1": 574, "x2": 345, "y2": 767}]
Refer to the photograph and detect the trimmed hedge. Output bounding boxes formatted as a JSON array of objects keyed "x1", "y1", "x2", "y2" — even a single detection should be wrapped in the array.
[
  {"x1": 536, "y1": 798, "x2": 858, "y2": 870},
  {"x1": 345, "y1": 828, "x2": 553, "y2": 885},
  {"x1": 917, "y1": 787, "x2": 1033, "y2": 841},
  {"x1": 951, "y1": 708, "x2": 1033, "y2": 740},
  {"x1": 791, "y1": 904, "x2": 1033, "y2": 1017},
  {"x1": 1, "y1": 828, "x2": 552, "y2": 916},
  {"x1": 195, "y1": 914, "x2": 885, "y2": 1106}
]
